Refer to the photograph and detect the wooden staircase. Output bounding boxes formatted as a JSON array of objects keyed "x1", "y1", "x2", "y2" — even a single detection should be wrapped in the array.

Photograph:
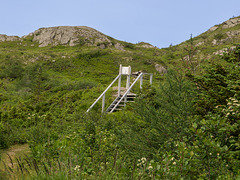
[
  {"x1": 86, "y1": 65, "x2": 152, "y2": 114},
  {"x1": 106, "y1": 93, "x2": 136, "y2": 112}
]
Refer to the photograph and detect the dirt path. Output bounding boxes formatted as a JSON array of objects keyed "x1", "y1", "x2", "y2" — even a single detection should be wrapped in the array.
[{"x1": 0, "y1": 144, "x2": 31, "y2": 179}]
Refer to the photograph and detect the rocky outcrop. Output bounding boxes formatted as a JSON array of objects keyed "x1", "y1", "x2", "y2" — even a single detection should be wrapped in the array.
[
  {"x1": 0, "y1": 34, "x2": 20, "y2": 42},
  {"x1": 222, "y1": 17, "x2": 240, "y2": 29},
  {"x1": 24, "y1": 26, "x2": 113, "y2": 47},
  {"x1": 213, "y1": 46, "x2": 236, "y2": 56},
  {"x1": 137, "y1": 42, "x2": 156, "y2": 48},
  {"x1": 114, "y1": 43, "x2": 125, "y2": 50},
  {"x1": 209, "y1": 25, "x2": 218, "y2": 32},
  {"x1": 208, "y1": 17, "x2": 240, "y2": 32},
  {"x1": 155, "y1": 64, "x2": 167, "y2": 74},
  {"x1": 226, "y1": 30, "x2": 240, "y2": 37}
]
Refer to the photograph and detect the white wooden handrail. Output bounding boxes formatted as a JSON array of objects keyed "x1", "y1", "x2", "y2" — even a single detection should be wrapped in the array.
[
  {"x1": 109, "y1": 72, "x2": 143, "y2": 113},
  {"x1": 86, "y1": 73, "x2": 121, "y2": 113}
]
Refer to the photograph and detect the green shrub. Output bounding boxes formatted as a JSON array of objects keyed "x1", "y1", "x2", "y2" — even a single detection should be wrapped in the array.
[
  {"x1": 0, "y1": 123, "x2": 10, "y2": 149},
  {"x1": 0, "y1": 57, "x2": 24, "y2": 79},
  {"x1": 123, "y1": 42, "x2": 135, "y2": 49},
  {"x1": 214, "y1": 33, "x2": 225, "y2": 40}
]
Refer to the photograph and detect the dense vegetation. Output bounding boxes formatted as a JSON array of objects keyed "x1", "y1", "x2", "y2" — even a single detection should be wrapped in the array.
[{"x1": 0, "y1": 19, "x2": 240, "y2": 179}]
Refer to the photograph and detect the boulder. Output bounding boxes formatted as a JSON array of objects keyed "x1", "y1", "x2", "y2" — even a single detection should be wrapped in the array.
[
  {"x1": 114, "y1": 43, "x2": 124, "y2": 50},
  {"x1": 137, "y1": 42, "x2": 156, "y2": 48},
  {"x1": 222, "y1": 17, "x2": 240, "y2": 29},
  {"x1": 155, "y1": 64, "x2": 167, "y2": 74},
  {"x1": 0, "y1": 34, "x2": 20, "y2": 42},
  {"x1": 212, "y1": 39, "x2": 217, "y2": 45},
  {"x1": 25, "y1": 26, "x2": 112, "y2": 47}
]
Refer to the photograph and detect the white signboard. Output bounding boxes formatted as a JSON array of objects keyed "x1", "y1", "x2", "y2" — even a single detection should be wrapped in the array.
[{"x1": 122, "y1": 66, "x2": 131, "y2": 75}]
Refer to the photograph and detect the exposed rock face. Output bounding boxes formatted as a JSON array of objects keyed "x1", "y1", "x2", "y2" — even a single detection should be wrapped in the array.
[
  {"x1": 212, "y1": 39, "x2": 217, "y2": 45},
  {"x1": 209, "y1": 25, "x2": 218, "y2": 32},
  {"x1": 155, "y1": 64, "x2": 167, "y2": 74},
  {"x1": 25, "y1": 26, "x2": 113, "y2": 47},
  {"x1": 137, "y1": 42, "x2": 156, "y2": 48},
  {"x1": 196, "y1": 41, "x2": 204, "y2": 46},
  {"x1": 0, "y1": 34, "x2": 20, "y2": 42},
  {"x1": 114, "y1": 43, "x2": 125, "y2": 50},
  {"x1": 226, "y1": 30, "x2": 240, "y2": 37},
  {"x1": 213, "y1": 46, "x2": 236, "y2": 56},
  {"x1": 222, "y1": 17, "x2": 240, "y2": 29},
  {"x1": 208, "y1": 17, "x2": 240, "y2": 31}
]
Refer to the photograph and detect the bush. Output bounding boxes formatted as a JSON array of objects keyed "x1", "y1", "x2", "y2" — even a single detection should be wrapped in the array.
[
  {"x1": 0, "y1": 57, "x2": 24, "y2": 79},
  {"x1": 123, "y1": 42, "x2": 135, "y2": 49},
  {"x1": 214, "y1": 33, "x2": 225, "y2": 40},
  {"x1": 0, "y1": 123, "x2": 10, "y2": 149},
  {"x1": 115, "y1": 70, "x2": 196, "y2": 158}
]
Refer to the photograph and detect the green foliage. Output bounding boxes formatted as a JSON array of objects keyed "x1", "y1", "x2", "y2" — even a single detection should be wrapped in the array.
[
  {"x1": 114, "y1": 70, "x2": 196, "y2": 158},
  {"x1": 181, "y1": 34, "x2": 199, "y2": 74},
  {"x1": 188, "y1": 47, "x2": 240, "y2": 115},
  {"x1": 1, "y1": 26, "x2": 240, "y2": 179},
  {"x1": 77, "y1": 49, "x2": 109, "y2": 61},
  {"x1": 0, "y1": 122, "x2": 10, "y2": 149},
  {"x1": 214, "y1": 33, "x2": 226, "y2": 40},
  {"x1": 0, "y1": 57, "x2": 24, "y2": 79},
  {"x1": 123, "y1": 42, "x2": 135, "y2": 49},
  {"x1": 222, "y1": 44, "x2": 240, "y2": 63}
]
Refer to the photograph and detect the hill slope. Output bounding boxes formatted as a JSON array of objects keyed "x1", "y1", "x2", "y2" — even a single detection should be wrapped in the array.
[
  {"x1": 0, "y1": 16, "x2": 239, "y2": 180},
  {"x1": 0, "y1": 16, "x2": 240, "y2": 110},
  {"x1": 160, "y1": 16, "x2": 240, "y2": 71}
]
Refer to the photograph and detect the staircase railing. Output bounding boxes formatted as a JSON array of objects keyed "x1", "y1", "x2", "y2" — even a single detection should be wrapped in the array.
[
  {"x1": 105, "y1": 95, "x2": 122, "y2": 112},
  {"x1": 109, "y1": 72, "x2": 143, "y2": 113},
  {"x1": 86, "y1": 64, "x2": 153, "y2": 113},
  {"x1": 86, "y1": 74, "x2": 121, "y2": 113}
]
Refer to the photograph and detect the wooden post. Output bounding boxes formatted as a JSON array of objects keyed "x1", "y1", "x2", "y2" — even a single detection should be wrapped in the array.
[
  {"x1": 126, "y1": 65, "x2": 131, "y2": 92},
  {"x1": 118, "y1": 64, "x2": 122, "y2": 97},
  {"x1": 126, "y1": 75, "x2": 130, "y2": 89},
  {"x1": 150, "y1": 74, "x2": 153, "y2": 86},
  {"x1": 102, "y1": 93, "x2": 105, "y2": 112}
]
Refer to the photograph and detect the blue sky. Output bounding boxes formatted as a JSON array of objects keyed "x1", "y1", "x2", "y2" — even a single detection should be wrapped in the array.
[{"x1": 1, "y1": 0, "x2": 239, "y2": 48}]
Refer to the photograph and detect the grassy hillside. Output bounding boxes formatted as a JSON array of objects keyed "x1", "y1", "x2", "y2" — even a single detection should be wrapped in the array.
[{"x1": 0, "y1": 17, "x2": 239, "y2": 179}]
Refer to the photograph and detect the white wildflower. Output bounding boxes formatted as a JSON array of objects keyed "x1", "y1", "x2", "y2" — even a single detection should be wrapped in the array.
[
  {"x1": 141, "y1": 157, "x2": 146, "y2": 162},
  {"x1": 74, "y1": 165, "x2": 80, "y2": 171},
  {"x1": 148, "y1": 165, "x2": 153, "y2": 170}
]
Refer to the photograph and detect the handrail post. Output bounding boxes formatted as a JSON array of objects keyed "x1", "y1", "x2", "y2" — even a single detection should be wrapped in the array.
[
  {"x1": 118, "y1": 64, "x2": 122, "y2": 97},
  {"x1": 150, "y1": 74, "x2": 153, "y2": 85},
  {"x1": 126, "y1": 65, "x2": 131, "y2": 91},
  {"x1": 102, "y1": 93, "x2": 105, "y2": 112},
  {"x1": 140, "y1": 75, "x2": 143, "y2": 89}
]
